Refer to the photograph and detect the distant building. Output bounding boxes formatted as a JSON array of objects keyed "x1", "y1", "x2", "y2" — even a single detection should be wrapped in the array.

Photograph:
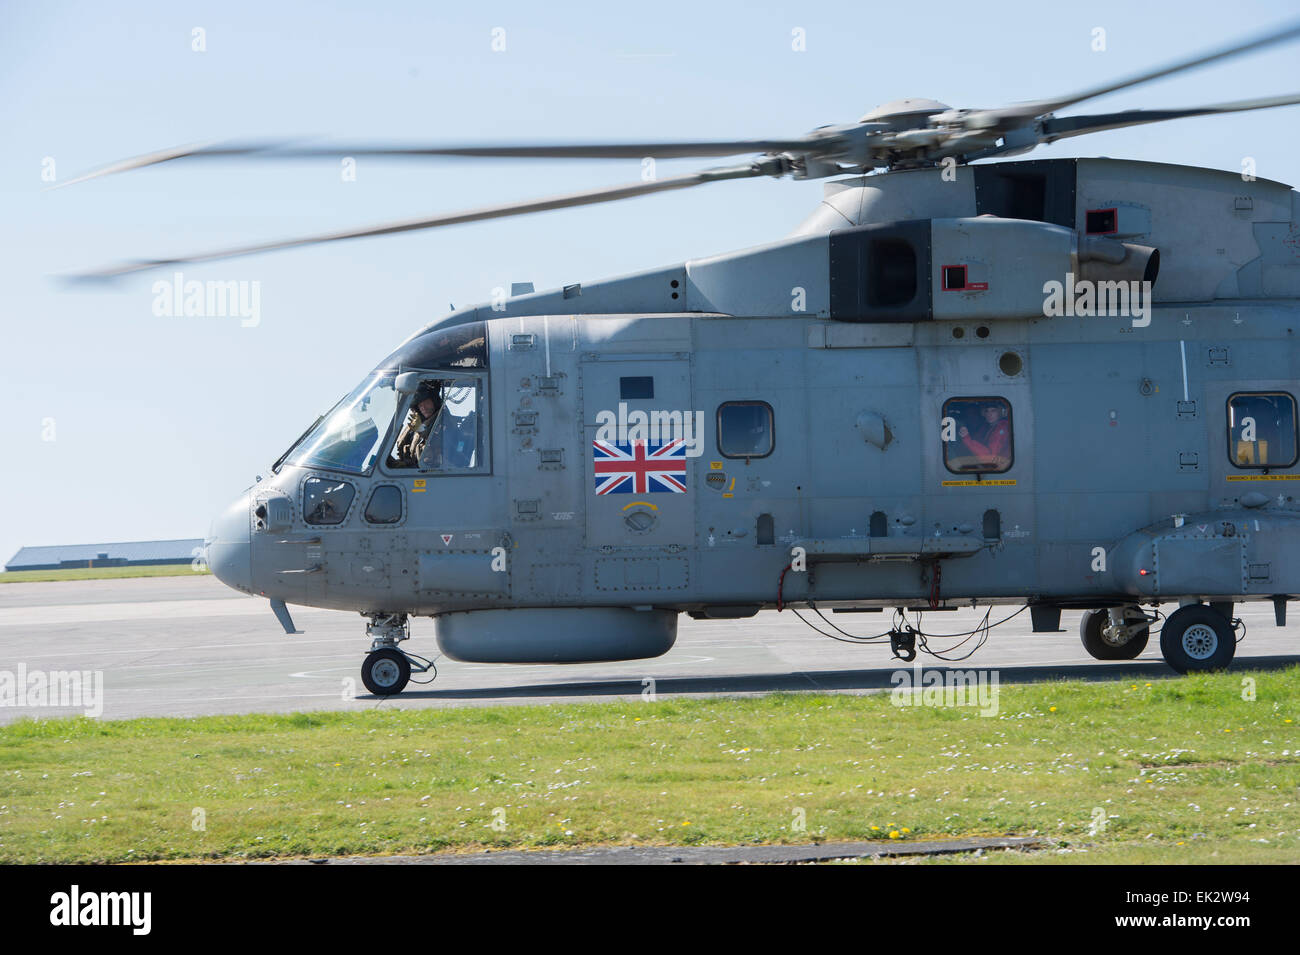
[{"x1": 4, "y1": 539, "x2": 205, "y2": 572}]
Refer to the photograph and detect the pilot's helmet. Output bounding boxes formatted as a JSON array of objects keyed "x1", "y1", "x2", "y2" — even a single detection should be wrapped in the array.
[{"x1": 413, "y1": 386, "x2": 438, "y2": 408}]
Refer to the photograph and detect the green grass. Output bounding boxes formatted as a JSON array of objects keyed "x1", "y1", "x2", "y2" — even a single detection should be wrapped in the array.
[
  {"x1": 1, "y1": 669, "x2": 1297, "y2": 863},
  {"x1": 0, "y1": 565, "x2": 209, "y2": 584}
]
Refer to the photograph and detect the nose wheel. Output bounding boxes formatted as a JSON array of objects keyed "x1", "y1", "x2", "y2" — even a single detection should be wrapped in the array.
[
  {"x1": 362, "y1": 648, "x2": 411, "y2": 695},
  {"x1": 359, "y1": 612, "x2": 435, "y2": 695}
]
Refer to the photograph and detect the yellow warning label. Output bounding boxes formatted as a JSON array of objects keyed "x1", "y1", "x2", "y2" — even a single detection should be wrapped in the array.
[
  {"x1": 412, "y1": 479, "x2": 427, "y2": 493},
  {"x1": 941, "y1": 479, "x2": 1017, "y2": 487},
  {"x1": 710, "y1": 461, "x2": 723, "y2": 470},
  {"x1": 1226, "y1": 474, "x2": 1300, "y2": 481}
]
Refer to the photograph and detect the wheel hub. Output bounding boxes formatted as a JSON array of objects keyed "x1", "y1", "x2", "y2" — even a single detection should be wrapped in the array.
[
  {"x1": 371, "y1": 658, "x2": 401, "y2": 687},
  {"x1": 1101, "y1": 625, "x2": 1130, "y2": 647},
  {"x1": 1102, "y1": 611, "x2": 1145, "y2": 646},
  {"x1": 1181, "y1": 623, "x2": 1219, "y2": 660}
]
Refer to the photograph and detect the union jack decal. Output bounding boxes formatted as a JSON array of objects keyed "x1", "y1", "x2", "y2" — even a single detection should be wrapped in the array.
[{"x1": 593, "y1": 439, "x2": 688, "y2": 494}]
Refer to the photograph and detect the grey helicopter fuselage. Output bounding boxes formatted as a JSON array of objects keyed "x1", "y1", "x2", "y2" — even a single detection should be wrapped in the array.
[{"x1": 205, "y1": 155, "x2": 1300, "y2": 669}]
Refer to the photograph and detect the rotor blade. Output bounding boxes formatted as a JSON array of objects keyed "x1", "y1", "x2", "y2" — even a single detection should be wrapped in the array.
[
  {"x1": 961, "y1": 17, "x2": 1300, "y2": 128},
  {"x1": 66, "y1": 162, "x2": 770, "y2": 280},
  {"x1": 297, "y1": 140, "x2": 816, "y2": 159},
  {"x1": 48, "y1": 140, "x2": 285, "y2": 189},
  {"x1": 53, "y1": 137, "x2": 815, "y2": 188},
  {"x1": 1039, "y1": 92, "x2": 1300, "y2": 141}
]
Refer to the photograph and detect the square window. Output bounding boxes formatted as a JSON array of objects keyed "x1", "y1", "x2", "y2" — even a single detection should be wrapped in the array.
[
  {"x1": 1228, "y1": 392, "x2": 1297, "y2": 469},
  {"x1": 620, "y1": 376, "x2": 654, "y2": 400},
  {"x1": 303, "y1": 477, "x2": 356, "y2": 525},
  {"x1": 364, "y1": 485, "x2": 403, "y2": 524},
  {"x1": 942, "y1": 265, "x2": 967, "y2": 290},
  {"x1": 942, "y1": 397, "x2": 1013, "y2": 474},
  {"x1": 718, "y1": 402, "x2": 773, "y2": 459}
]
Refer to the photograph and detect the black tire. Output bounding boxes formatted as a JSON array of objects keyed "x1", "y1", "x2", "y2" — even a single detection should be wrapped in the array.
[
  {"x1": 1159, "y1": 605, "x2": 1236, "y2": 674},
  {"x1": 362, "y1": 648, "x2": 411, "y2": 695},
  {"x1": 1079, "y1": 608, "x2": 1150, "y2": 660}
]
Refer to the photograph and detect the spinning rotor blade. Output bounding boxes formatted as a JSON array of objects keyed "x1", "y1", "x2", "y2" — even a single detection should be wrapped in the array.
[
  {"x1": 1038, "y1": 92, "x2": 1300, "y2": 141},
  {"x1": 50, "y1": 140, "x2": 282, "y2": 189},
  {"x1": 55, "y1": 138, "x2": 815, "y2": 188},
  {"x1": 955, "y1": 17, "x2": 1300, "y2": 130},
  {"x1": 68, "y1": 162, "x2": 770, "y2": 280}
]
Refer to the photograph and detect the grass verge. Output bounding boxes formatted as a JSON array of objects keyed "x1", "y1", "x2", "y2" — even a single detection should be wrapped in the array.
[
  {"x1": 0, "y1": 566, "x2": 209, "y2": 584},
  {"x1": 1, "y1": 669, "x2": 1297, "y2": 863}
]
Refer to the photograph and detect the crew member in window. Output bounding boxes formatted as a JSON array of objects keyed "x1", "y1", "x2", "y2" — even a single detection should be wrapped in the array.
[
  {"x1": 958, "y1": 402, "x2": 1010, "y2": 470},
  {"x1": 391, "y1": 385, "x2": 442, "y2": 468}
]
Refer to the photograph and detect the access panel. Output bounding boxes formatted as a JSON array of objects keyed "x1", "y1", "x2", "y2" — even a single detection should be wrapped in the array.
[{"x1": 581, "y1": 356, "x2": 697, "y2": 549}]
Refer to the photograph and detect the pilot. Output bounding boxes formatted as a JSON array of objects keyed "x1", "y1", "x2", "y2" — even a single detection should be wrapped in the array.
[
  {"x1": 391, "y1": 385, "x2": 441, "y2": 468},
  {"x1": 958, "y1": 402, "x2": 1010, "y2": 469}
]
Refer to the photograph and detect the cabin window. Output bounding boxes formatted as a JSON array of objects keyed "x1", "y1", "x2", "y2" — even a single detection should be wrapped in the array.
[
  {"x1": 364, "y1": 485, "x2": 403, "y2": 524},
  {"x1": 303, "y1": 477, "x2": 355, "y2": 525},
  {"x1": 1227, "y1": 392, "x2": 1297, "y2": 469},
  {"x1": 942, "y1": 397, "x2": 1014, "y2": 474},
  {"x1": 718, "y1": 401, "x2": 774, "y2": 459}
]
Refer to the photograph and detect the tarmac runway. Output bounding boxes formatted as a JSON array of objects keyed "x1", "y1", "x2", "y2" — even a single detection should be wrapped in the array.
[{"x1": 1, "y1": 575, "x2": 1297, "y2": 723}]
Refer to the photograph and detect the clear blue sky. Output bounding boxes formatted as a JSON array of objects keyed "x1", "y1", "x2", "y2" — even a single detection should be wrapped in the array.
[{"x1": 2, "y1": 0, "x2": 1298, "y2": 563}]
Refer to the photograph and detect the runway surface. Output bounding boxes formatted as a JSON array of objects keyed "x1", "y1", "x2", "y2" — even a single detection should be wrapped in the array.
[{"x1": 1, "y1": 575, "x2": 1297, "y2": 723}]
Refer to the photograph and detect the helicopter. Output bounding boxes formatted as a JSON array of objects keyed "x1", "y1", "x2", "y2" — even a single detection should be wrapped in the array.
[{"x1": 65, "y1": 20, "x2": 1300, "y2": 693}]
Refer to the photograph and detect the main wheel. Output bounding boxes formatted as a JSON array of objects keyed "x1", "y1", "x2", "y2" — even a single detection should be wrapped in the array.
[
  {"x1": 1159, "y1": 605, "x2": 1236, "y2": 673},
  {"x1": 362, "y1": 647, "x2": 411, "y2": 695},
  {"x1": 1079, "y1": 608, "x2": 1150, "y2": 660}
]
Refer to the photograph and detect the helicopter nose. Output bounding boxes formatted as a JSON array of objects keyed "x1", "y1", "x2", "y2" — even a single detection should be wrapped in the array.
[{"x1": 206, "y1": 494, "x2": 252, "y2": 595}]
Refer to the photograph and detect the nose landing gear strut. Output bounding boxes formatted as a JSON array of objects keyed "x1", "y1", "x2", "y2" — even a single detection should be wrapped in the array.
[{"x1": 361, "y1": 612, "x2": 435, "y2": 695}]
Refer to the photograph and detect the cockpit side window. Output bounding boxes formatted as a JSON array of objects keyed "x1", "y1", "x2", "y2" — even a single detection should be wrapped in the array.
[
  {"x1": 387, "y1": 376, "x2": 484, "y2": 472},
  {"x1": 942, "y1": 397, "x2": 1014, "y2": 474},
  {"x1": 1228, "y1": 392, "x2": 1297, "y2": 469}
]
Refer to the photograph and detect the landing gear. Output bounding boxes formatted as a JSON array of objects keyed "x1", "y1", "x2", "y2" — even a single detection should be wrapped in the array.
[
  {"x1": 1160, "y1": 604, "x2": 1236, "y2": 673},
  {"x1": 358, "y1": 611, "x2": 435, "y2": 696},
  {"x1": 1080, "y1": 606, "x2": 1151, "y2": 660},
  {"x1": 362, "y1": 647, "x2": 411, "y2": 695}
]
